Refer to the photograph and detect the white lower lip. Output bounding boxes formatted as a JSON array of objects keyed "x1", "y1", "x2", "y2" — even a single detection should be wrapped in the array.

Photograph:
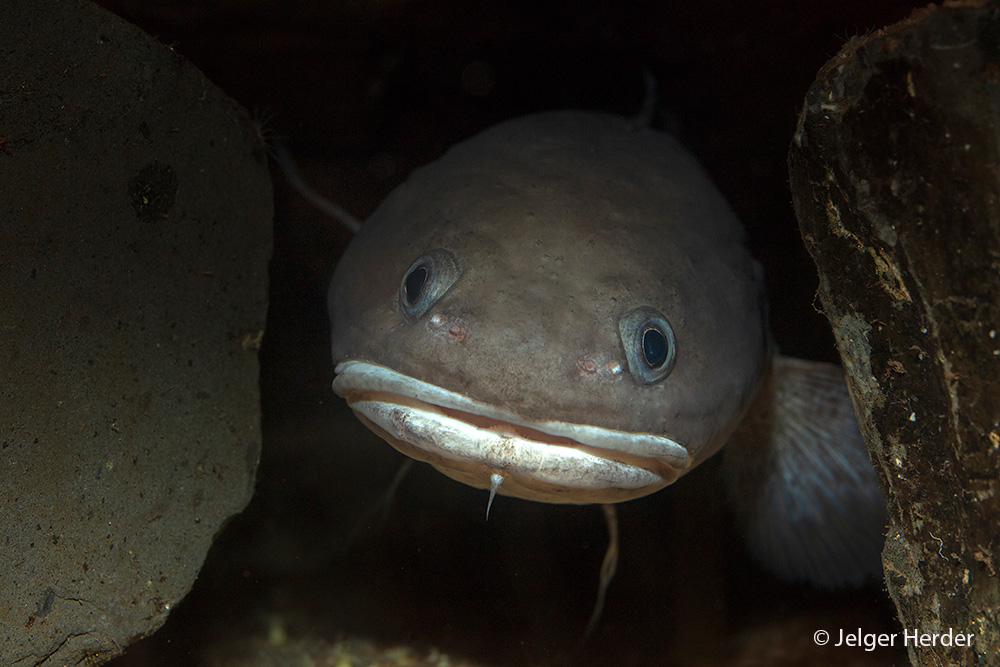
[{"x1": 332, "y1": 360, "x2": 690, "y2": 504}]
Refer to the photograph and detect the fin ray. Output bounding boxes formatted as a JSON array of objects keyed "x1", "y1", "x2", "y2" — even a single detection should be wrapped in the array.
[{"x1": 723, "y1": 355, "x2": 886, "y2": 588}]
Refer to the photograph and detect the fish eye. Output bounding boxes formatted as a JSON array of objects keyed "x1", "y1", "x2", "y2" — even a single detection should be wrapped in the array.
[
  {"x1": 618, "y1": 306, "x2": 676, "y2": 383},
  {"x1": 642, "y1": 326, "x2": 669, "y2": 368},
  {"x1": 403, "y1": 266, "x2": 428, "y2": 306},
  {"x1": 398, "y1": 249, "x2": 462, "y2": 322}
]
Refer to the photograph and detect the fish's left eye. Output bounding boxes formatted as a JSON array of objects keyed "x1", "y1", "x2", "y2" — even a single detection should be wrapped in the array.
[
  {"x1": 619, "y1": 306, "x2": 676, "y2": 383},
  {"x1": 403, "y1": 266, "x2": 428, "y2": 306},
  {"x1": 398, "y1": 249, "x2": 462, "y2": 322}
]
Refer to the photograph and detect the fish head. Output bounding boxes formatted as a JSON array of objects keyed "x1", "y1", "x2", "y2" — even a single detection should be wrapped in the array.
[{"x1": 329, "y1": 111, "x2": 770, "y2": 504}]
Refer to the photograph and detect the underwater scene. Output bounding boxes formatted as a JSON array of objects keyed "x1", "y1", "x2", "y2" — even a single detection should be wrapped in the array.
[{"x1": 10, "y1": 0, "x2": 978, "y2": 665}]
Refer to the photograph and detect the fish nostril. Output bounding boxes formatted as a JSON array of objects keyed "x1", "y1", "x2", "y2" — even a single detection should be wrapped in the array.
[
  {"x1": 447, "y1": 322, "x2": 467, "y2": 340},
  {"x1": 426, "y1": 312, "x2": 469, "y2": 343}
]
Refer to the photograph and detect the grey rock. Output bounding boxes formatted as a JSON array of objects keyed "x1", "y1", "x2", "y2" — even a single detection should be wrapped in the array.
[{"x1": 0, "y1": 0, "x2": 272, "y2": 664}]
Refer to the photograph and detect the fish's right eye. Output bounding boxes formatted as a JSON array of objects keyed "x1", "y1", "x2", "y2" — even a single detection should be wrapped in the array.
[
  {"x1": 398, "y1": 249, "x2": 462, "y2": 322},
  {"x1": 618, "y1": 306, "x2": 677, "y2": 384}
]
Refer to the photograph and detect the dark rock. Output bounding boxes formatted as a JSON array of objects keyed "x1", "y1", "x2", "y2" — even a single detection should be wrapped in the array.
[
  {"x1": 789, "y1": 2, "x2": 1000, "y2": 665},
  {"x1": 0, "y1": 0, "x2": 272, "y2": 664}
]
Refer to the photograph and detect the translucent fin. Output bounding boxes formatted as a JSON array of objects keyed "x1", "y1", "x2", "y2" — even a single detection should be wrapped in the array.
[{"x1": 722, "y1": 355, "x2": 886, "y2": 588}]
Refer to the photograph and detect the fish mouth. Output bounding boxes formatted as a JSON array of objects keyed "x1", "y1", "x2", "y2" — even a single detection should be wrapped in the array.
[{"x1": 332, "y1": 360, "x2": 691, "y2": 504}]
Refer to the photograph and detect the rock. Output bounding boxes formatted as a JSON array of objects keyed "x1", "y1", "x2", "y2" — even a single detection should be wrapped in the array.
[
  {"x1": 788, "y1": 2, "x2": 1000, "y2": 665},
  {"x1": 0, "y1": 0, "x2": 272, "y2": 664}
]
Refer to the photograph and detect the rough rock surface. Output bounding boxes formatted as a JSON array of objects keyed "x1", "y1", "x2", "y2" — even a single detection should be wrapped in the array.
[
  {"x1": 789, "y1": 2, "x2": 1000, "y2": 665},
  {"x1": 0, "y1": 1, "x2": 272, "y2": 664}
]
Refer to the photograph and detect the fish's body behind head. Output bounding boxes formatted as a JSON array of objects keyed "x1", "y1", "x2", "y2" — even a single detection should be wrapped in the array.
[{"x1": 329, "y1": 111, "x2": 770, "y2": 504}]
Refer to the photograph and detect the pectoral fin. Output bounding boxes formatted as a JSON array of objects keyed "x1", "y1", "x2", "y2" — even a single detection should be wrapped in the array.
[{"x1": 722, "y1": 355, "x2": 886, "y2": 588}]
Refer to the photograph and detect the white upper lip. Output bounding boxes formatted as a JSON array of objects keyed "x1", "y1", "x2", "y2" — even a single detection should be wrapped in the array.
[{"x1": 332, "y1": 360, "x2": 690, "y2": 471}]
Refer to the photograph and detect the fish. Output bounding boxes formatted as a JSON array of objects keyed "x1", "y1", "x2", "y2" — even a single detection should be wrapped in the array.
[{"x1": 323, "y1": 110, "x2": 886, "y2": 592}]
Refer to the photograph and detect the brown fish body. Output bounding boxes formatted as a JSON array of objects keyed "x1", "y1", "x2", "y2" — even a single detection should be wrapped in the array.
[
  {"x1": 330, "y1": 111, "x2": 769, "y2": 502},
  {"x1": 325, "y1": 111, "x2": 884, "y2": 586}
]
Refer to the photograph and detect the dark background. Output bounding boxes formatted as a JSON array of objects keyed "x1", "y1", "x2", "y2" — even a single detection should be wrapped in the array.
[{"x1": 95, "y1": 1, "x2": 924, "y2": 665}]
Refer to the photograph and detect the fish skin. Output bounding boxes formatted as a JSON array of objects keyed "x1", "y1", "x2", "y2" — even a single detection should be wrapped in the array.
[
  {"x1": 326, "y1": 110, "x2": 885, "y2": 586},
  {"x1": 329, "y1": 111, "x2": 769, "y2": 472}
]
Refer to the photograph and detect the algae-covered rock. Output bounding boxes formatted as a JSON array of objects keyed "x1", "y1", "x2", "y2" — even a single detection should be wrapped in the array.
[
  {"x1": 789, "y1": 2, "x2": 1000, "y2": 665},
  {"x1": 0, "y1": 0, "x2": 272, "y2": 664}
]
